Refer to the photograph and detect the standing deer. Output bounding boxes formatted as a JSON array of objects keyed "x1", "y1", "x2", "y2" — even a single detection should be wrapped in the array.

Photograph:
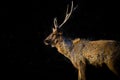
[{"x1": 44, "y1": 1, "x2": 120, "y2": 80}]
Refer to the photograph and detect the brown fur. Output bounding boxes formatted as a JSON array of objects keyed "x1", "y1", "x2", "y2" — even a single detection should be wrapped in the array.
[
  {"x1": 44, "y1": 33, "x2": 120, "y2": 80},
  {"x1": 44, "y1": 1, "x2": 120, "y2": 79}
]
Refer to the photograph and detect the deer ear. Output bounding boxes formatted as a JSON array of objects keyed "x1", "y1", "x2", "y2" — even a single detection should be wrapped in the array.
[{"x1": 52, "y1": 28, "x2": 56, "y2": 32}]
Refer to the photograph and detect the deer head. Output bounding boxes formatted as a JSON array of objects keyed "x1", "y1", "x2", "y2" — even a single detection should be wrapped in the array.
[{"x1": 44, "y1": 1, "x2": 74, "y2": 47}]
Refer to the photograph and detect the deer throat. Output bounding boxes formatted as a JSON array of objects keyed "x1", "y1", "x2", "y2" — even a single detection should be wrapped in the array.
[{"x1": 55, "y1": 39, "x2": 73, "y2": 58}]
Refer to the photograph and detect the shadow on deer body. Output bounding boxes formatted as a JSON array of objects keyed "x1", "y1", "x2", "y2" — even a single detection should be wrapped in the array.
[{"x1": 44, "y1": 1, "x2": 120, "y2": 80}]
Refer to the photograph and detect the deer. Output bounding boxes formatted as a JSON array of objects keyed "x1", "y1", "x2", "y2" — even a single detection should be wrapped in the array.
[{"x1": 44, "y1": 1, "x2": 120, "y2": 80}]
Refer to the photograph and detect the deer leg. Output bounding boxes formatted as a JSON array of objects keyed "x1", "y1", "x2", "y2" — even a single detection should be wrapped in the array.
[
  {"x1": 106, "y1": 61, "x2": 119, "y2": 77},
  {"x1": 78, "y1": 62, "x2": 86, "y2": 80}
]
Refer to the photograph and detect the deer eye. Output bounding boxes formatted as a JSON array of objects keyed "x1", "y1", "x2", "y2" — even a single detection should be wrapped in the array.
[{"x1": 52, "y1": 33, "x2": 58, "y2": 35}]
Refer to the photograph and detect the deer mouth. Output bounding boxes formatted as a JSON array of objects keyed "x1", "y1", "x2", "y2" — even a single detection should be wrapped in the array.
[
  {"x1": 44, "y1": 40, "x2": 55, "y2": 47},
  {"x1": 51, "y1": 45, "x2": 55, "y2": 47},
  {"x1": 44, "y1": 41, "x2": 49, "y2": 45},
  {"x1": 44, "y1": 39, "x2": 51, "y2": 45}
]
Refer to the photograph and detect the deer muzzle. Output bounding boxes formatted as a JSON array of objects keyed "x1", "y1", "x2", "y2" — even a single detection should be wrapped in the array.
[{"x1": 44, "y1": 39, "x2": 51, "y2": 45}]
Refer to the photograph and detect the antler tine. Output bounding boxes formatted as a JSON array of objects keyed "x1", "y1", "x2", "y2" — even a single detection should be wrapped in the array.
[
  {"x1": 59, "y1": 1, "x2": 73, "y2": 28},
  {"x1": 53, "y1": 17, "x2": 58, "y2": 29}
]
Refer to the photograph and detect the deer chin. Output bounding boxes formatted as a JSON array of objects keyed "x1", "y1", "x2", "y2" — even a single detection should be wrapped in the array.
[
  {"x1": 51, "y1": 42, "x2": 58, "y2": 47},
  {"x1": 51, "y1": 45, "x2": 55, "y2": 47}
]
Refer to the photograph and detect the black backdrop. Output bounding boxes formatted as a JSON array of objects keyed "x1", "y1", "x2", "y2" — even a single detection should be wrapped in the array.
[{"x1": 3, "y1": 0, "x2": 120, "y2": 80}]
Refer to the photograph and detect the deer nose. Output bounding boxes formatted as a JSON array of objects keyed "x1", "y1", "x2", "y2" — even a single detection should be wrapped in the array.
[{"x1": 44, "y1": 39, "x2": 51, "y2": 45}]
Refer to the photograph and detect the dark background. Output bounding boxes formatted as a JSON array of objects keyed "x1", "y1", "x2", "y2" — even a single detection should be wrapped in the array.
[{"x1": 2, "y1": 0, "x2": 119, "y2": 80}]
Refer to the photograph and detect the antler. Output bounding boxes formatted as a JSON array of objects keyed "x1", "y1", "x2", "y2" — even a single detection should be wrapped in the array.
[
  {"x1": 53, "y1": 17, "x2": 58, "y2": 29},
  {"x1": 53, "y1": 1, "x2": 74, "y2": 29}
]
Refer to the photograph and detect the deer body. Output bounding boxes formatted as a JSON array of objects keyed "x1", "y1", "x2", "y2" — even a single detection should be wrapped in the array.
[
  {"x1": 51, "y1": 36, "x2": 120, "y2": 80},
  {"x1": 44, "y1": 1, "x2": 120, "y2": 80}
]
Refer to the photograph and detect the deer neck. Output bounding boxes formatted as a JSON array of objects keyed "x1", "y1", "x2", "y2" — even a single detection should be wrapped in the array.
[{"x1": 55, "y1": 36, "x2": 73, "y2": 59}]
